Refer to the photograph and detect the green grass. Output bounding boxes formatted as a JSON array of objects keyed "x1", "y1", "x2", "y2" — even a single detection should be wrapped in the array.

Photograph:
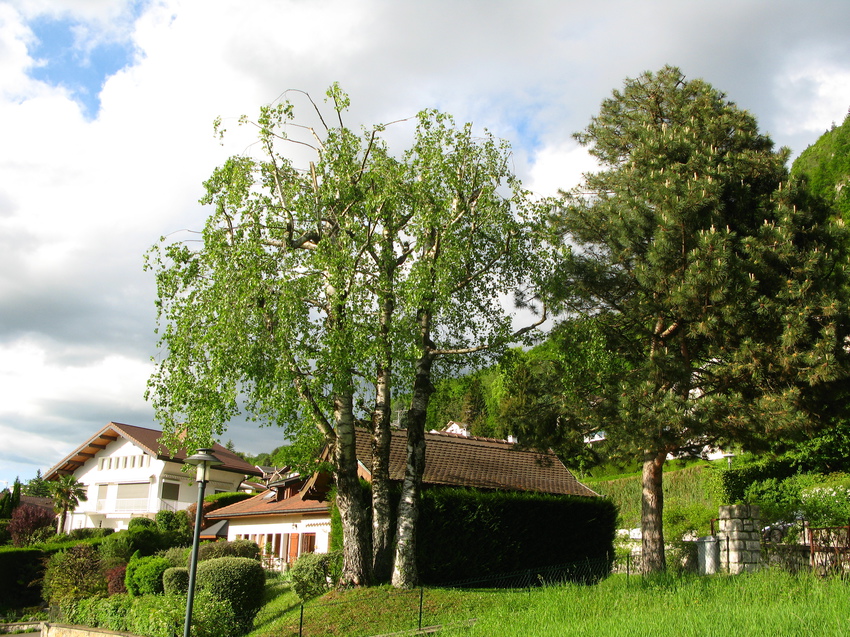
[
  {"x1": 585, "y1": 461, "x2": 722, "y2": 529},
  {"x1": 249, "y1": 570, "x2": 850, "y2": 637}
]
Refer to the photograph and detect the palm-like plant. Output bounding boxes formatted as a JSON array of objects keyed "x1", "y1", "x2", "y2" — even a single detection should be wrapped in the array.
[{"x1": 48, "y1": 475, "x2": 88, "y2": 534}]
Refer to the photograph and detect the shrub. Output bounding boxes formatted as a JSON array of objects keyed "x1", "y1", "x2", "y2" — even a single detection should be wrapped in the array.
[
  {"x1": 162, "y1": 566, "x2": 189, "y2": 595},
  {"x1": 801, "y1": 480, "x2": 850, "y2": 527},
  {"x1": 94, "y1": 593, "x2": 132, "y2": 632},
  {"x1": 197, "y1": 538, "x2": 260, "y2": 564},
  {"x1": 0, "y1": 547, "x2": 44, "y2": 609},
  {"x1": 125, "y1": 592, "x2": 239, "y2": 637},
  {"x1": 155, "y1": 510, "x2": 192, "y2": 538},
  {"x1": 100, "y1": 528, "x2": 162, "y2": 562},
  {"x1": 128, "y1": 517, "x2": 158, "y2": 531},
  {"x1": 8, "y1": 504, "x2": 55, "y2": 547},
  {"x1": 69, "y1": 527, "x2": 115, "y2": 540},
  {"x1": 197, "y1": 556, "x2": 265, "y2": 632},
  {"x1": 160, "y1": 545, "x2": 191, "y2": 568},
  {"x1": 290, "y1": 551, "x2": 340, "y2": 601},
  {"x1": 43, "y1": 544, "x2": 107, "y2": 605},
  {"x1": 0, "y1": 519, "x2": 11, "y2": 545},
  {"x1": 125, "y1": 554, "x2": 171, "y2": 596},
  {"x1": 105, "y1": 563, "x2": 127, "y2": 595}
]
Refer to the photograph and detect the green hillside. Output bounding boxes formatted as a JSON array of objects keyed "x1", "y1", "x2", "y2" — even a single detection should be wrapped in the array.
[{"x1": 792, "y1": 113, "x2": 850, "y2": 222}]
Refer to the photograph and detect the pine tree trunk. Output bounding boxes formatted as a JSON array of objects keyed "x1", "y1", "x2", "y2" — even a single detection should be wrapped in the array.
[
  {"x1": 334, "y1": 391, "x2": 372, "y2": 587},
  {"x1": 371, "y1": 362, "x2": 394, "y2": 582},
  {"x1": 391, "y1": 346, "x2": 434, "y2": 588},
  {"x1": 641, "y1": 449, "x2": 667, "y2": 574}
]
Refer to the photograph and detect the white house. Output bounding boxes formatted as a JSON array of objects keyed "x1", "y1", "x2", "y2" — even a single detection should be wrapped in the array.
[{"x1": 44, "y1": 422, "x2": 263, "y2": 532}]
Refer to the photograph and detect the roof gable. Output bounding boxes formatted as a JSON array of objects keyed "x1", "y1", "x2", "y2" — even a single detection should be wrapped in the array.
[{"x1": 45, "y1": 422, "x2": 263, "y2": 480}]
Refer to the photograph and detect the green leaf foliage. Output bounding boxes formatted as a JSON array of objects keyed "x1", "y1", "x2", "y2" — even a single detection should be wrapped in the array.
[
  {"x1": 162, "y1": 566, "x2": 189, "y2": 595},
  {"x1": 125, "y1": 554, "x2": 171, "y2": 596},
  {"x1": 290, "y1": 550, "x2": 343, "y2": 601},
  {"x1": 43, "y1": 544, "x2": 107, "y2": 605},
  {"x1": 196, "y1": 556, "x2": 266, "y2": 633}
]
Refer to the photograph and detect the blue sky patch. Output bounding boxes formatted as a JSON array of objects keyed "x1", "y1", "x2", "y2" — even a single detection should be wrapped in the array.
[{"x1": 27, "y1": 16, "x2": 136, "y2": 120}]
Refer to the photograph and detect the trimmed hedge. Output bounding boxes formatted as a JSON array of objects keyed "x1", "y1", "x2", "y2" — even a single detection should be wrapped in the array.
[
  {"x1": 128, "y1": 517, "x2": 158, "y2": 531},
  {"x1": 414, "y1": 488, "x2": 617, "y2": 585},
  {"x1": 197, "y1": 556, "x2": 265, "y2": 632},
  {"x1": 43, "y1": 544, "x2": 107, "y2": 605},
  {"x1": 162, "y1": 566, "x2": 189, "y2": 595},
  {"x1": 718, "y1": 457, "x2": 797, "y2": 504},
  {"x1": 0, "y1": 547, "x2": 43, "y2": 609},
  {"x1": 196, "y1": 538, "x2": 260, "y2": 564}
]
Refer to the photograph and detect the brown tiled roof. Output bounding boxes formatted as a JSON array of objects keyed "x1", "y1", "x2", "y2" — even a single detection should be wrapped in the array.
[
  {"x1": 45, "y1": 422, "x2": 263, "y2": 480},
  {"x1": 207, "y1": 487, "x2": 330, "y2": 520},
  {"x1": 355, "y1": 428, "x2": 598, "y2": 498}
]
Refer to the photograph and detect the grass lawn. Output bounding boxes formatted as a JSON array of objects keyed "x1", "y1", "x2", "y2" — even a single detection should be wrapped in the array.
[{"x1": 251, "y1": 570, "x2": 850, "y2": 637}]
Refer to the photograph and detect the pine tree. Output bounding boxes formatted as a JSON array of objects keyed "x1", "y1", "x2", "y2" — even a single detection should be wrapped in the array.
[{"x1": 550, "y1": 66, "x2": 850, "y2": 573}]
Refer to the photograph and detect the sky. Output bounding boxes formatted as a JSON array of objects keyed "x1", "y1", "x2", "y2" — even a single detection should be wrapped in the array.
[{"x1": 1, "y1": 0, "x2": 850, "y2": 489}]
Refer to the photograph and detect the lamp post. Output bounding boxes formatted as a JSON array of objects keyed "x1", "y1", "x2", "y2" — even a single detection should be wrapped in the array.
[{"x1": 183, "y1": 448, "x2": 223, "y2": 637}]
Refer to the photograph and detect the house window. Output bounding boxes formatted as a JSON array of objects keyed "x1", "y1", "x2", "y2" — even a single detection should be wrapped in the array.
[
  {"x1": 161, "y1": 482, "x2": 180, "y2": 502},
  {"x1": 130, "y1": 456, "x2": 136, "y2": 468},
  {"x1": 99, "y1": 458, "x2": 107, "y2": 470},
  {"x1": 300, "y1": 533, "x2": 316, "y2": 555},
  {"x1": 117, "y1": 483, "x2": 149, "y2": 499}
]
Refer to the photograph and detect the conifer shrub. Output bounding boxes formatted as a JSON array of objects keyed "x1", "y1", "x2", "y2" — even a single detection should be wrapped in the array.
[{"x1": 196, "y1": 556, "x2": 265, "y2": 632}]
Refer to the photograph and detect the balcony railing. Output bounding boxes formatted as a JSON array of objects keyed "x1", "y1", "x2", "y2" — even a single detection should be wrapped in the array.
[{"x1": 97, "y1": 498, "x2": 149, "y2": 513}]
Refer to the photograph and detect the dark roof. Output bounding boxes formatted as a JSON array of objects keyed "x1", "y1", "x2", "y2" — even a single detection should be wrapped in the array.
[
  {"x1": 207, "y1": 486, "x2": 330, "y2": 520},
  {"x1": 355, "y1": 428, "x2": 598, "y2": 498},
  {"x1": 199, "y1": 519, "x2": 229, "y2": 539},
  {"x1": 45, "y1": 422, "x2": 263, "y2": 480},
  {"x1": 20, "y1": 495, "x2": 55, "y2": 514}
]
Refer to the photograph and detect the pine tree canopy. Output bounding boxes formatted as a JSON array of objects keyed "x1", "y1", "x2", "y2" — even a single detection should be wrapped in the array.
[{"x1": 550, "y1": 65, "x2": 850, "y2": 458}]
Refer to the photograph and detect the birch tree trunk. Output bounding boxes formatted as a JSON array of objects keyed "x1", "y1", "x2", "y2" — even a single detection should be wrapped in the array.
[
  {"x1": 391, "y1": 313, "x2": 435, "y2": 588},
  {"x1": 641, "y1": 449, "x2": 667, "y2": 574},
  {"x1": 371, "y1": 361, "x2": 394, "y2": 582},
  {"x1": 334, "y1": 391, "x2": 373, "y2": 587}
]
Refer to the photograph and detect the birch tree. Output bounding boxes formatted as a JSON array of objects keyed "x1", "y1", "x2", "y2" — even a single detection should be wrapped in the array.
[{"x1": 147, "y1": 87, "x2": 543, "y2": 587}]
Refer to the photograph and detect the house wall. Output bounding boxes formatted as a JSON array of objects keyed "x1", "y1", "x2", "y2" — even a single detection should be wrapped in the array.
[
  {"x1": 63, "y1": 437, "x2": 245, "y2": 532},
  {"x1": 227, "y1": 514, "x2": 331, "y2": 569}
]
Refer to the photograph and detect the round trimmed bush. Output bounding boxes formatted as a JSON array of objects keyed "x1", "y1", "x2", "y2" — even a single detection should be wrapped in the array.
[
  {"x1": 128, "y1": 517, "x2": 157, "y2": 531},
  {"x1": 196, "y1": 556, "x2": 265, "y2": 632},
  {"x1": 162, "y1": 566, "x2": 189, "y2": 595},
  {"x1": 290, "y1": 552, "x2": 340, "y2": 601}
]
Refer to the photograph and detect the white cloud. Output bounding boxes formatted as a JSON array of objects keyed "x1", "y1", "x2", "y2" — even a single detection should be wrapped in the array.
[{"x1": 2, "y1": 0, "x2": 850, "y2": 487}]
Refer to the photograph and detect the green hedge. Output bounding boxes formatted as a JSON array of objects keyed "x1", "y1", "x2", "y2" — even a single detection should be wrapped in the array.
[
  {"x1": 196, "y1": 538, "x2": 260, "y2": 564},
  {"x1": 0, "y1": 547, "x2": 44, "y2": 609},
  {"x1": 204, "y1": 492, "x2": 253, "y2": 507},
  {"x1": 718, "y1": 457, "x2": 797, "y2": 504},
  {"x1": 290, "y1": 551, "x2": 342, "y2": 601},
  {"x1": 414, "y1": 488, "x2": 617, "y2": 585}
]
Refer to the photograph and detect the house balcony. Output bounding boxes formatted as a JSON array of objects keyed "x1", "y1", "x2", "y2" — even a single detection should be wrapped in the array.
[{"x1": 95, "y1": 497, "x2": 194, "y2": 515}]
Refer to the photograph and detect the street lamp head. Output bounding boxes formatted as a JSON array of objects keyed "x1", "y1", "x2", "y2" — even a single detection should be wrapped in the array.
[{"x1": 184, "y1": 448, "x2": 224, "y2": 482}]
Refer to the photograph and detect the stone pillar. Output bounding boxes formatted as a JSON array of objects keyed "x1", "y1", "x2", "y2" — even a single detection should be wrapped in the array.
[{"x1": 717, "y1": 504, "x2": 761, "y2": 574}]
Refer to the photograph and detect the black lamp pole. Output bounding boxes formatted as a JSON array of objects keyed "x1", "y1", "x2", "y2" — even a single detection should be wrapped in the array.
[{"x1": 183, "y1": 449, "x2": 223, "y2": 637}]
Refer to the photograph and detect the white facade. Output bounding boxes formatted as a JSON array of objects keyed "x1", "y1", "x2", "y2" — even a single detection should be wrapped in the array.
[
  {"x1": 228, "y1": 514, "x2": 332, "y2": 569},
  {"x1": 63, "y1": 437, "x2": 246, "y2": 532}
]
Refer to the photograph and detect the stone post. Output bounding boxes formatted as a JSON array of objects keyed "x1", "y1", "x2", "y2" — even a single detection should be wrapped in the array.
[{"x1": 717, "y1": 504, "x2": 761, "y2": 574}]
